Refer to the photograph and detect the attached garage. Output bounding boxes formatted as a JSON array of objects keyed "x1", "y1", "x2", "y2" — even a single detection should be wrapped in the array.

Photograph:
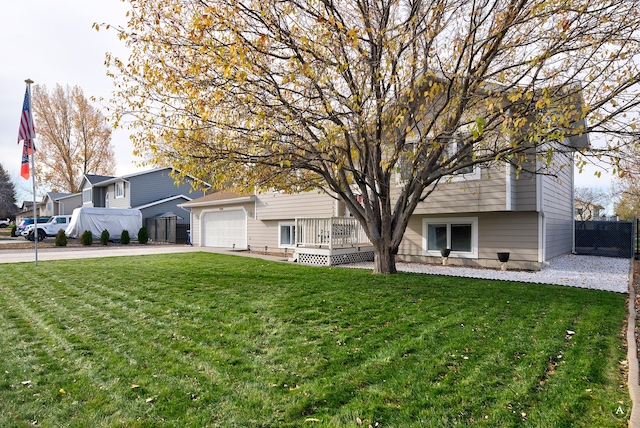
[{"x1": 202, "y1": 209, "x2": 247, "y2": 248}]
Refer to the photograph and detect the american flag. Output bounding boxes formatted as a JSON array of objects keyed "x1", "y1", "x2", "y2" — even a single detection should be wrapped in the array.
[{"x1": 18, "y1": 85, "x2": 36, "y2": 154}]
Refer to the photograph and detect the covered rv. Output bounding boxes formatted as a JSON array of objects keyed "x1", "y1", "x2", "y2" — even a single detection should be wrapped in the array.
[{"x1": 66, "y1": 207, "x2": 143, "y2": 240}]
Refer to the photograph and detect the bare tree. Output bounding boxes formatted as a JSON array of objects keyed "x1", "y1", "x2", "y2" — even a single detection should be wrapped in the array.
[
  {"x1": 574, "y1": 186, "x2": 610, "y2": 221},
  {"x1": 32, "y1": 84, "x2": 116, "y2": 193}
]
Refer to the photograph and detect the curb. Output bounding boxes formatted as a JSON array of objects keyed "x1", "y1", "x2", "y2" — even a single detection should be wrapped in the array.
[{"x1": 628, "y1": 259, "x2": 640, "y2": 427}]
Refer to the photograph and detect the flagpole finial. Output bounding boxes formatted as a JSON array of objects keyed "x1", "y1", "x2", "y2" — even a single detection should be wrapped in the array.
[{"x1": 25, "y1": 78, "x2": 34, "y2": 84}]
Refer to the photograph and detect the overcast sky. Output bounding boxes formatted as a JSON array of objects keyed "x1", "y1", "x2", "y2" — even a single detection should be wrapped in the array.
[
  {"x1": 1, "y1": 0, "x2": 138, "y2": 201},
  {"x1": 0, "y1": 0, "x2": 615, "y2": 206}
]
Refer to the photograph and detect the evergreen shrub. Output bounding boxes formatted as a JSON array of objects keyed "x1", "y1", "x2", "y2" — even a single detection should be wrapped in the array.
[
  {"x1": 138, "y1": 226, "x2": 148, "y2": 244},
  {"x1": 81, "y1": 230, "x2": 93, "y2": 246},
  {"x1": 55, "y1": 229, "x2": 67, "y2": 247},
  {"x1": 100, "y1": 229, "x2": 110, "y2": 245}
]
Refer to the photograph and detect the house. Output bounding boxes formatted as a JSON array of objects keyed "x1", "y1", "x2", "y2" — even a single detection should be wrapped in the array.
[
  {"x1": 79, "y1": 167, "x2": 210, "y2": 227},
  {"x1": 181, "y1": 139, "x2": 585, "y2": 271},
  {"x1": 574, "y1": 198, "x2": 604, "y2": 221},
  {"x1": 41, "y1": 192, "x2": 82, "y2": 217},
  {"x1": 179, "y1": 79, "x2": 588, "y2": 271},
  {"x1": 16, "y1": 199, "x2": 46, "y2": 223}
]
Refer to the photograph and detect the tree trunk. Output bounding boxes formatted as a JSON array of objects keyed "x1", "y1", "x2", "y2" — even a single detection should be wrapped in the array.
[{"x1": 372, "y1": 241, "x2": 397, "y2": 274}]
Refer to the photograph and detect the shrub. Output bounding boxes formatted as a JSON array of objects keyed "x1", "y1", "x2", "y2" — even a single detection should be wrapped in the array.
[
  {"x1": 100, "y1": 229, "x2": 110, "y2": 245},
  {"x1": 81, "y1": 230, "x2": 93, "y2": 246},
  {"x1": 10, "y1": 224, "x2": 17, "y2": 237},
  {"x1": 121, "y1": 230, "x2": 130, "y2": 245},
  {"x1": 138, "y1": 226, "x2": 148, "y2": 244},
  {"x1": 55, "y1": 229, "x2": 67, "y2": 247}
]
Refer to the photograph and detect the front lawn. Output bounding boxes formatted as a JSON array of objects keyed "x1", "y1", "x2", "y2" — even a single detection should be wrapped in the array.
[{"x1": 0, "y1": 253, "x2": 629, "y2": 427}]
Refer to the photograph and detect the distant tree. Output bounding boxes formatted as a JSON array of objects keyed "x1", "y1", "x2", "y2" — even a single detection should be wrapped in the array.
[
  {"x1": 0, "y1": 163, "x2": 18, "y2": 220},
  {"x1": 614, "y1": 189, "x2": 640, "y2": 221},
  {"x1": 613, "y1": 147, "x2": 640, "y2": 220},
  {"x1": 574, "y1": 186, "x2": 610, "y2": 221},
  {"x1": 31, "y1": 84, "x2": 116, "y2": 193}
]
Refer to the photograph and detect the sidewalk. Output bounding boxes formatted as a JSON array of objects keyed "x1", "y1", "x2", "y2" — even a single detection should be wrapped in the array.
[{"x1": 0, "y1": 244, "x2": 288, "y2": 264}]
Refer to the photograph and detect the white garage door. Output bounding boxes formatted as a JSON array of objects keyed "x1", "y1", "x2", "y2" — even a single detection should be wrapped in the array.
[{"x1": 202, "y1": 210, "x2": 247, "y2": 248}]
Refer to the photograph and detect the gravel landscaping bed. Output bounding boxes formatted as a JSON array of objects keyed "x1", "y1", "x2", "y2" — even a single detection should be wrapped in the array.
[{"x1": 344, "y1": 254, "x2": 633, "y2": 293}]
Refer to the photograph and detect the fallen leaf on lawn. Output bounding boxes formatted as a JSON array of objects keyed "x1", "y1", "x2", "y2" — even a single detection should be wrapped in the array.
[
  {"x1": 59, "y1": 389, "x2": 66, "y2": 394},
  {"x1": 130, "y1": 384, "x2": 140, "y2": 389},
  {"x1": 356, "y1": 417, "x2": 362, "y2": 426},
  {"x1": 146, "y1": 397, "x2": 154, "y2": 403},
  {"x1": 22, "y1": 380, "x2": 31, "y2": 385}
]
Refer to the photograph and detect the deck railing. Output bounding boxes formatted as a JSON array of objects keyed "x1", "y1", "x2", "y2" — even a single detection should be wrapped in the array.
[{"x1": 295, "y1": 217, "x2": 370, "y2": 249}]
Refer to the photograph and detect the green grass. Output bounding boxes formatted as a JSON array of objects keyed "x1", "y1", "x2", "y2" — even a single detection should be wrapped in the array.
[{"x1": 0, "y1": 253, "x2": 629, "y2": 427}]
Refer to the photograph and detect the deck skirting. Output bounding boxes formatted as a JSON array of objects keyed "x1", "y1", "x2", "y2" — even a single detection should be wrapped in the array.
[{"x1": 294, "y1": 246, "x2": 374, "y2": 266}]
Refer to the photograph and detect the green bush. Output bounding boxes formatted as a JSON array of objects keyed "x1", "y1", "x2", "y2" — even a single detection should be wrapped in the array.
[
  {"x1": 10, "y1": 224, "x2": 17, "y2": 237},
  {"x1": 100, "y1": 229, "x2": 110, "y2": 246},
  {"x1": 81, "y1": 230, "x2": 93, "y2": 246},
  {"x1": 121, "y1": 230, "x2": 130, "y2": 245},
  {"x1": 55, "y1": 229, "x2": 67, "y2": 247},
  {"x1": 138, "y1": 226, "x2": 148, "y2": 244}
]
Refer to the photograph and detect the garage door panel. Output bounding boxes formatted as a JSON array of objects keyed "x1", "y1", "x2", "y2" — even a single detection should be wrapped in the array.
[{"x1": 202, "y1": 210, "x2": 247, "y2": 248}]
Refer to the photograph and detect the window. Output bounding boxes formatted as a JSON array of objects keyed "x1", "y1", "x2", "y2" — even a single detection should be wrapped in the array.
[
  {"x1": 115, "y1": 182, "x2": 125, "y2": 198},
  {"x1": 82, "y1": 188, "x2": 92, "y2": 204},
  {"x1": 55, "y1": 217, "x2": 67, "y2": 224},
  {"x1": 423, "y1": 217, "x2": 478, "y2": 258},
  {"x1": 398, "y1": 135, "x2": 480, "y2": 183},
  {"x1": 446, "y1": 136, "x2": 475, "y2": 175},
  {"x1": 279, "y1": 222, "x2": 296, "y2": 248}
]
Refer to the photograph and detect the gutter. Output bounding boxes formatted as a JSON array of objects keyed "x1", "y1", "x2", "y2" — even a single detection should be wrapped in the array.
[{"x1": 179, "y1": 196, "x2": 255, "y2": 208}]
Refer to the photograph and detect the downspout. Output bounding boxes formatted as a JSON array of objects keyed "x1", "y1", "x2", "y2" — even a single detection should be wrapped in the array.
[
  {"x1": 571, "y1": 152, "x2": 576, "y2": 254},
  {"x1": 537, "y1": 162, "x2": 545, "y2": 265}
]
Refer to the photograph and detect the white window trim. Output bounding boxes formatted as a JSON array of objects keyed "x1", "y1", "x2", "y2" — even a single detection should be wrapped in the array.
[
  {"x1": 278, "y1": 221, "x2": 296, "y2": 248},
  {"x1": 396, "y1": 137, "x2": 481, "y2": 185},
  {"x1": 82, "y1": 188, "x2": 92, "y2": 204},
  {"x1": 422, "y1": 217, "x2": 479, "y2": 259},
  {"x1": 115, "y1": 182, "x2": 125, "y2": 199}
]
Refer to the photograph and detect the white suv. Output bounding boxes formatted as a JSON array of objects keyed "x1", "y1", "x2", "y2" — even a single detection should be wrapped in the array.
[{"x1": 23, "y1": 215, "x2": 73, "y2": 241}]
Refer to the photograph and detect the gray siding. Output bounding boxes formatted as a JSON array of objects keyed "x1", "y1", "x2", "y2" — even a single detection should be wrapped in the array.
[
  {"x1": 541, "y1": 151, "x2": 574, "y2": 259},
  {"x1": 398, "y1": 211, "x2": 540, "y2": 269},
  {"x1": 513, "y1": 173, "x2": 537, "y2": 211},
  {"x1": 256, "y1": 191, "x2": 337, "y2": 220},
  {"x1": 140, "y1": 198, "x2": 192, "y2": 224},
  {"x1": 92, "y1": 187, "x2": 108, "y2": 208},
  {"x1": 128, "y1": 169, "x2": 204, "y2": 207},
  {"x1": 108, "y1": 181, "x2": 131, "y2": 209},
  {"x1": 399, "y1": 165, "x2": 509, "y2": 215},
  {"x1": 247, "y1": 219, "x2": 281, "y2": 250},
  {"x1": 57, "y1": 194, "x2": 82, "y2": 215}
]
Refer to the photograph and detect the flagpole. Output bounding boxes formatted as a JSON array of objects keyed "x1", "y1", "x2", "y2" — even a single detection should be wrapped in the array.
[{"x1": 25, "y1": 78, "x2": 38, "y2": 266}]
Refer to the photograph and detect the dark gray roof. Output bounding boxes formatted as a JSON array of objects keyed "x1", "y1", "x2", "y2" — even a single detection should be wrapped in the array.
[
  {"x1": 47, "y1": 192, "x2": 72, "y2": 200},
  {"x1": 84, "y1": 174, "x2": 116, "y2": 185}
]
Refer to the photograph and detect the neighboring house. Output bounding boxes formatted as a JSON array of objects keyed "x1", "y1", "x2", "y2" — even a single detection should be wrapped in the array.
[
  {"x1": 16, "y1": 199, "x2": 46, "y2": 223},
  {"x1": 181, "y1": 139, "x2": 585, "y2": 271},
  {"x1": 79, "y1": 167, "x2": 210, "y2": 225},
  {"x1": 41, "y1": 192, "x2": 82, "y2": 217},
  {"x1": 574, "y1": 198, "x2": 604, "y2": 221}
]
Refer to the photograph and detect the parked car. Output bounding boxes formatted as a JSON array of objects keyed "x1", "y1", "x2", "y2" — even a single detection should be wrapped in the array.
[
  {"x1": 24, "y1": 215, "x2": 72, "y2": 241},
  {"x1": 0, "y1": 219, "x2": 11, "y2": 228},
  {"x1": 17, "y1": 217, "x2": 51, "y2": 238}
]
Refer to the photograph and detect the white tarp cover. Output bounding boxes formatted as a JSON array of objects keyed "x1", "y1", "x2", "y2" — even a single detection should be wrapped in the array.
[{"x1": 66, "y1": 207, "x2": 143, "y2": 239}]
